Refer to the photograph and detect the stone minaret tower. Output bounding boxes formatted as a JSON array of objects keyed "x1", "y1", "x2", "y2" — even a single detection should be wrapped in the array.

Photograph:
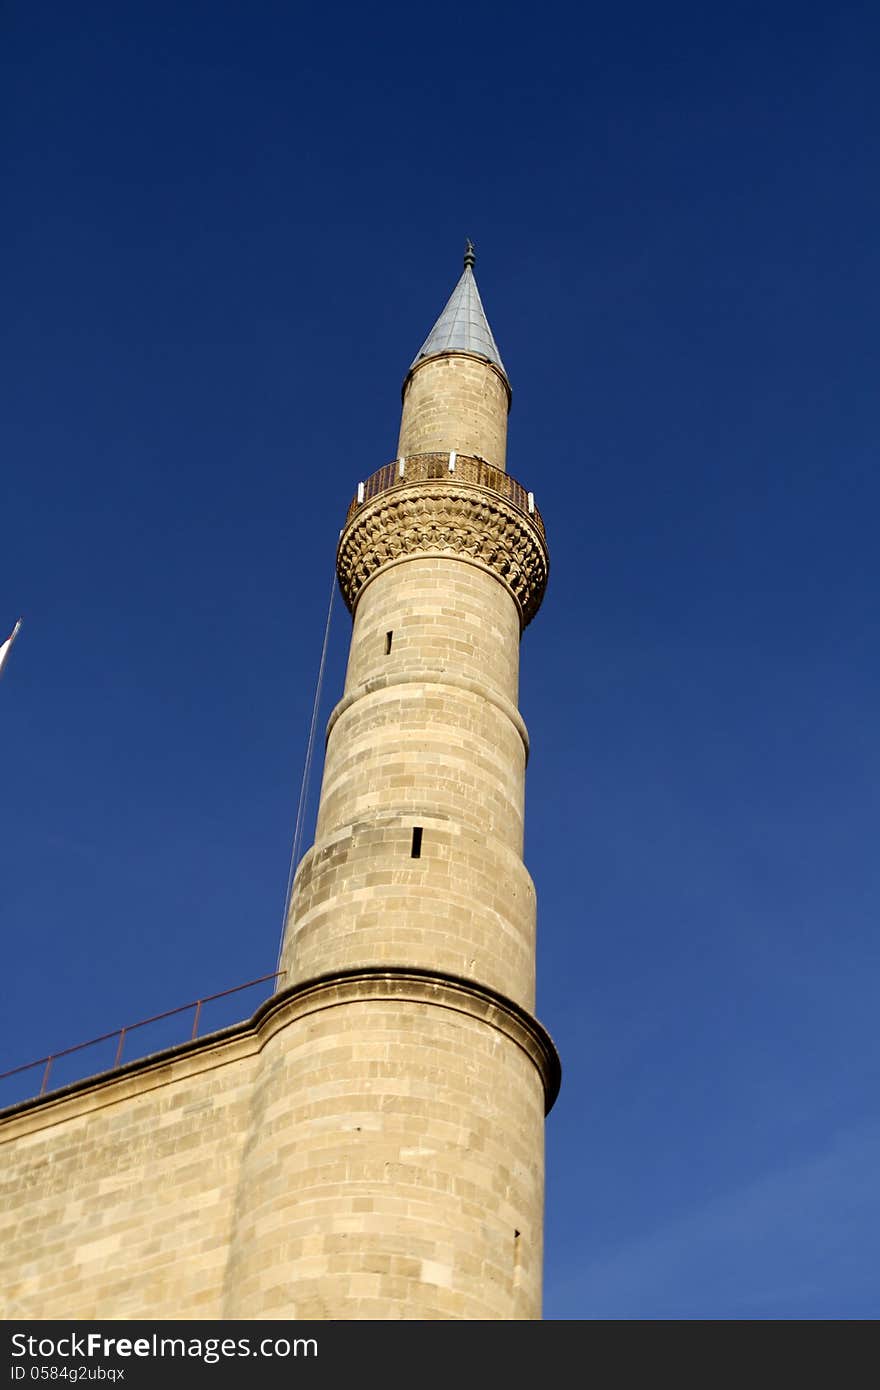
[{"x1": 226, "y1": 245, "x2": 559, "y2": 1319}]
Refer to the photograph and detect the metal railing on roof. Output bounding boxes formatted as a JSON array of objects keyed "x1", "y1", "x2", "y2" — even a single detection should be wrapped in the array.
[{"x1": 0, "y1": 971, "x2": 285, "y2": 1107}]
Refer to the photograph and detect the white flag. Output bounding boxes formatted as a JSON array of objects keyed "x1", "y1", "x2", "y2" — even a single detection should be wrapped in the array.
[{"x1": 0, "y1": 620, "x2": 22, "y2": 678}]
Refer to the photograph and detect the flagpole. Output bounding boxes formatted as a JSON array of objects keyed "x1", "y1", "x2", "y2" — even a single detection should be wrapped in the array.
[{"x1": 0, "y1": 619, "x2": 22, "y2": 679}]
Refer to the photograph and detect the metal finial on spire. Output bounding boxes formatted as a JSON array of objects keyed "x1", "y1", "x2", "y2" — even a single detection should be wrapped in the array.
[{"x1": 463, "y1": 238, "x2": 476, "y2": 270}]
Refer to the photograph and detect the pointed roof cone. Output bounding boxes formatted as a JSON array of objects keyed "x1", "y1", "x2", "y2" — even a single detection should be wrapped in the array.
[{"x1": 408, "y1": 241, "x2": 509, "y2": 385}]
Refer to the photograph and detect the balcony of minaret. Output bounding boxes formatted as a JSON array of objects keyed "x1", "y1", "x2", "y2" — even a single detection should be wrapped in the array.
[{"x1": 337, "y1": 451, "x2": 548, "y2": 632}]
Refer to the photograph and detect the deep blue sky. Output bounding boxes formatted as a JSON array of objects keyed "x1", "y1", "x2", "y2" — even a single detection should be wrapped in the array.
[{"x1": 3, "y1": 1, "x2": 880, "y2": 1320}]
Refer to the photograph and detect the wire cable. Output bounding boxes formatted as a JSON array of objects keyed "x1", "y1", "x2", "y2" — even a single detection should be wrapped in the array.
[{"x1": 275, "y1": 557, "x2": 338, "y2": 976}]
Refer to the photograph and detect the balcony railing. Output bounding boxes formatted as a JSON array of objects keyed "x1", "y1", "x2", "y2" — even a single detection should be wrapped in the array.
[{"x1": 344, "y1": 453, "x2": 545, "y2": 539}]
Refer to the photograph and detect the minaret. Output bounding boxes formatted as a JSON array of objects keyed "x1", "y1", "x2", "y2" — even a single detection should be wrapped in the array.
[{"x1": 225, "y1": 246, "x2": 559, "y2": 1320}]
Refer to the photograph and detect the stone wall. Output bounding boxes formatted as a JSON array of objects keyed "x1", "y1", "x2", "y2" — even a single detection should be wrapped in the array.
[
  {"x1": 398, "y1": 355, "x2": 510, "y2": 470},
  {"x1": 0, "y1": 1028, "x2": 257, "y2": 1319},
  {"x1": 281, "y1": 556, "x2": 537, "y2": 1009},
  {"x1": 0, "y1": 979, "x2": 557, "y2": 1320}
]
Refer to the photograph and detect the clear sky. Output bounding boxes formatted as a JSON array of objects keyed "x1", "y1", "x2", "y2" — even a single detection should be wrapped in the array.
[{"x1": 3, "y1": 1, "x2": 879, "y2": 1320}]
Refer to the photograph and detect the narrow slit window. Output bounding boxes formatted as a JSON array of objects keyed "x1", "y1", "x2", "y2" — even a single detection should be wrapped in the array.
[
  {"x1": 411, "y1": 827, "x2": 423, "y2": 859},
  {"x1": 385, "y1": 631, "x2": 393, "y2": 655}
]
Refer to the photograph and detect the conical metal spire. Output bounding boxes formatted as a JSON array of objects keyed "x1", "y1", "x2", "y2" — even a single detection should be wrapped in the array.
[{"x1": 409, "y1": 242, "x2": 508, "y2": 382}]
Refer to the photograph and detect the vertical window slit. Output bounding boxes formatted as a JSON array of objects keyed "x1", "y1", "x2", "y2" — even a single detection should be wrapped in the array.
[
  {"x1": 385, "y1": 630, "x2": 393, "y2": 655},
  {"x1": 411, "y1": 827, "x2": 423, "y2": 859}
]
